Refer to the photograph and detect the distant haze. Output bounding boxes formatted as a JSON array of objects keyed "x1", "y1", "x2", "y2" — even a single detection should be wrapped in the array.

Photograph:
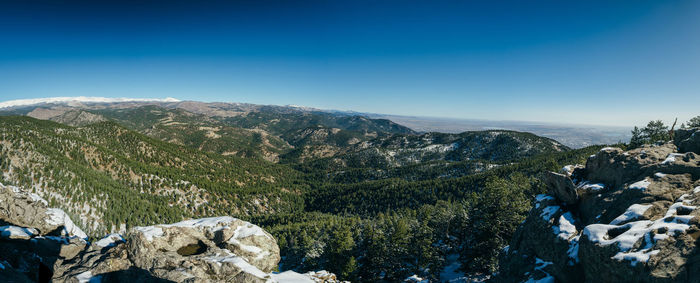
[{"x1": 369, "y1": 114, "x2": 630, "y2": 148}]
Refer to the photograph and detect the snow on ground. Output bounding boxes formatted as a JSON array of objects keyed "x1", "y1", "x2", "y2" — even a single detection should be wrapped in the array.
[
  {"x1": 0, "y1": 226, "x2": 38, "y2": 239},
  {"x1": 204, "y1": 250, "x2": 269, "y2": 279},
  {"x1": 161, "y1": 216, "x2": 234, "y2": 229},
  {"x1": 132, "y1": 226, "x2": 164, "y2": 241},
  {"x1": 405, "y1": 274, "x2": 429, "y2": 283},
  {"x1": 440, "y1": 253, "x2": 465, "y2": 282},
  {"x1": 540, "y1": 206, "x2": 560, "y2": 221},
  {"x1": 523, "y1": 258, "x2": 555, "y2": 283},
  {"x1": 76, "y1": 270, "x2": 101, "y2": 283},
  {"x1": 553, "y1": 212, "x2": 577, "y2": 240},
  {"x1": 94, "y1": 233, "x2": 124, "y2": 248},
  {"x1": 567, "y1": 236, "x2": 580, "y2": 264},
  {"x1": 579, "y1": 182, "x2": 605, "y2": 191},
  {"x1": 610, "y1": 204, "x2": 652, "y2": 225},
  {"x1": 654, "y1": 172, "x2": 667, "y2": 178},
  {"x1": 661, "y1": 153, "x2": 685, "y2": 165},
  {"x1": 271, "y1": 271, "x2": 315, "y2": 283},
  {"x1": 45, "y1": 208, "x2": 88, "y2": 239},
  {"x1": 583, "y1": 199, "x2": 696, "y2": 266},
  {"x1": 534, "y1": 194, "x2": 555, "y2": 209},
  {"x1": 628, "y1": 179, "x2": 651, "y2": 190}
]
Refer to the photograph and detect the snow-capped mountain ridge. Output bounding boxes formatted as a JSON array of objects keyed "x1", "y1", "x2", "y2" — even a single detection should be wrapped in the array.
[{"x1": 0, "y1": 96, "x2": 180, "y2": 109}]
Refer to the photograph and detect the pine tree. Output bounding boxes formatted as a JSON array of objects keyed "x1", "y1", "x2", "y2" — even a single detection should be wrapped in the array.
[
  {"x1": 327, "y1": 225, "x2": 356, "y2": 279},
  {"x1": 687, "y1": 116, "x2": 700, "y2": 128},
  {"x1": 641, "y1": 120, "x2": 669, "y2": 143},
  {"x1": 629, "y1": 126, "x2": 645, "y2": 149}
]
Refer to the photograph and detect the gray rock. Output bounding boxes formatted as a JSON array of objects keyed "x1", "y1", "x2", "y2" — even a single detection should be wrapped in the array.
[
  {"x1": 126, "y1": 217, "x2": 280, "y2": 282},
  {"x1": 0, "y1": 182, "x2": 308, "y2": 283},
  {"x1": 544, "y1": 171, "x2": 579, "y2": 205},
  {"x1": 0, "y1": 183, "x2": 62, "y2": 235},
  {"x1": 496, "y1": 142, "x2": 700, "y2": 282},
  {"x1": 674, "y1": 127, "x2": 700, "y2": 154}
]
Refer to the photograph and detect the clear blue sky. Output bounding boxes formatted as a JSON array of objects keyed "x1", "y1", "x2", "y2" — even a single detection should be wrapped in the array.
[{"x1": 1, "y1": 0, "x2": 698, "y2": 126}]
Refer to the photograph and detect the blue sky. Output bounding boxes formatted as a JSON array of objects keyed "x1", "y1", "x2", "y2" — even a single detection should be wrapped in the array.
[{"x1": 1, "y1": 0, "x2": 698, "y2": 126}]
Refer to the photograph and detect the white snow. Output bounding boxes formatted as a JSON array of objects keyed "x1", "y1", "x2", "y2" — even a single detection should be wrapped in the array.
[
  {"x1": 94, "y1": 233, "x2": 124, "y2": 248},
  {"x1": 661, "y1": 153, "x2": 685, "y2": 165},
  {"x1": 132, "y1": 226, "x2": 164, "y2": 241},
  {"x1": 440, "y1": 253, "x2": 465, "y2": 282},
  {"x1": 29, "y1": 193, "x2": 48, "y2": 205},
  {"x1": 553, "y1": 212, "x2": 577, "y2": 240},
  {"x1": 0, "y1": 225, "x2": 38, "y2": 239},
  {"x1": 628, "y1": 179, "x2": 651, "y2": 190},
  {"x1": 583, "y1": 200, "x2": 696, "y2": 266},
  {"x1": 610, "y1": 204, "x2": 652, "y2": 225},
  {"x1": 694, "y1": 186, "x2": 700, "y2": 194},
  {"x1": 579, "y1": 182, "x2": 605, "y2": 191},
  {"x1": 567, "y1": 236, "x2": 580, "y2": 264},
  {"x1": 540, "y1": 206, "x2": 560, "y2": 221},
  {"x1": 665, "y1": 203, "x2": 696, "y2": 223},
  {"x1": 535, "y1": 194, "x2": 555, "y2": 202},
  {"x1": 45, "y1": 208, "x2": 88, "y2": 239},
  {"x1": 561, "y1": 165, "x2": 575, "y2": 175},
  {"x1": 0, "y1": 96, "x2": 180, "y2": 109},
  {"x1": 162, "y1": 216, "x2": 234, "y2": 229},
  {"x1": 534, "y1": 194, "x2": 555, "y2": 209},
  {"x1": 654, "y1": 172, "x2": 667, "y2": 178},
  {"x1": 405, "y1": 274, "x2": 429, "y2": 283},
  {"x1": 233, "y1": 222, "x2": 271, "y2": 239},
  {"x1": 205, "y1": 251, "x2": 269, "y2": 279},
  {"x1": 270, "y1": 271, "x2": 315, "y2": 283},
  {"x1": 133, "y1": 217, "x2": 236, "y2": 241},
  {"x1": 76, "y1": 270, "x2": 101, "y2": 283},
  {"x1": 524, "y1": 258, "x2": 555, "y2": 283}
]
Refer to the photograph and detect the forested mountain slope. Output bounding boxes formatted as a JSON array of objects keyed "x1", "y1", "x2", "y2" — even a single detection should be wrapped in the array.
[
  {"x1": 0, "y1": 100, "x2": 600, "y2": 282},
  {"x1": 0, "y1": 116, "x2": 305, "y2": 235}
]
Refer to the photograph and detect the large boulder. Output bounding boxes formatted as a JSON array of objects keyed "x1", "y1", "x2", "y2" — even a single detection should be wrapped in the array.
[
  {"x1": 0, "y1": 183, "x2": 86, "y2": 238},
  {"x1": 126, "y1": 217, "x2": 281, "y2": 282},
  {"x1": 543, "y1": 171, "x2": 579, "y2": 205},
  {"x1": 495, "y1": 142, "x2": 700, "y2": 282},
  {"x1": 675, "y1": 127, "x2": 700, "y2": 154}
]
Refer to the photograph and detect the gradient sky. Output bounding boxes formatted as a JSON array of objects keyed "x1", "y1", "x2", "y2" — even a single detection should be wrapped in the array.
[{"x1": 1, "y1": 0, "x2": 698, "y2": 127}]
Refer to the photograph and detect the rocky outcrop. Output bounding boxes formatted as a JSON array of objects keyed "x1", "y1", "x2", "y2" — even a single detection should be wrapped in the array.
[
  {"x1": 0, "y1": 182, "x2": 331, "y2": 282},
  {"x1": 125, "y1": 217, "x2": 280, "y2": 282},
  {"x1": 495, "y1": 128, "x2": 700, "y2": 282},
  {"x1": 675, "y1": 127, "x2": 700, "y2": 155},
  {"x1": 0, "y1": 183, "x2": 86, "y2": 238}
]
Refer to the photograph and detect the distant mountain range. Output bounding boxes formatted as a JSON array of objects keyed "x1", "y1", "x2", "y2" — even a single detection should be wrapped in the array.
[{"x1": 0, "y1": 97, "x2": 630, "y2": 148}]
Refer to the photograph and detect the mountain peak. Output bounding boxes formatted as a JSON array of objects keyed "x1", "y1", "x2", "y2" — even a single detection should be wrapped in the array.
[{"x1": 0, "y1": 96, "x2": 181, "y2": 109}]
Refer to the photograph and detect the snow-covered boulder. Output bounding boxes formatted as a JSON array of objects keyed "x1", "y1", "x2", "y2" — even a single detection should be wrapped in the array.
[
  {"x1": 495, "y1": 142, "x2": 700, "y2": 282},
  {"x1": 126, "y1": 216, "x2": 280, "y2": 282},
  {"x1": 0, "y1": 183, "x2": 87, "y2": 238},
  {"x1": 0, "y1": 183, "x2": 89, "y2": 282}
]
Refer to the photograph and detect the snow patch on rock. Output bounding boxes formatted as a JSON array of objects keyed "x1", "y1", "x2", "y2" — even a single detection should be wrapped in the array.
[{"x1": 46, "y1": 208, "x2": 88, "y2": 239}]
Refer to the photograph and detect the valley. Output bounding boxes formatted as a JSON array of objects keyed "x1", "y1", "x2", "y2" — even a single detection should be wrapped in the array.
[{"x1": 0, "y1": 99, "x2": 597, "y2": 281}]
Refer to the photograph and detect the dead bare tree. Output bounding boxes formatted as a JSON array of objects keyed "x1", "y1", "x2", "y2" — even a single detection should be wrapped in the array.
[{"x1": 669, "y1": 118, "x2": 678, "y2": 140}]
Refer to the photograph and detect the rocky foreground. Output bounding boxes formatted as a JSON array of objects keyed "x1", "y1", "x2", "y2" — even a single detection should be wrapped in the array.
[
  {"x1": 495, "y1": 127, "x2": 700, "y2": 282},
  {"x1": 0, "y1": 183, "x2": 340, "y2": 282}
]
